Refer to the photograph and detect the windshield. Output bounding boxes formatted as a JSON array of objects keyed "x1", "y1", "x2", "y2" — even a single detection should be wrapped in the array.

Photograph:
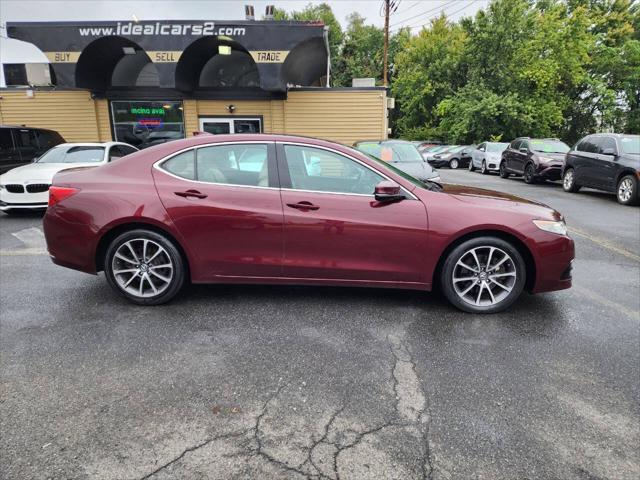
[
  {"x1": 428, "y1": 146, "x2": 448, "y2": 153},
  {"x1": 530, "y1": 139, "x2": 570, "y2": 154},
  {"x1": 37, "y1": 146, "x2": 105, "y2": 163},
  {"x1": 620, "y1": 136, "x2": 639, "y2": 154},
  {"x1": 443, "y1": 146, "x2": 463, "y2": 154},
  {"x1": 487, "y1": 142, "x2": 510, "y2": 152},
  {"x1": 386, "y1": 142, "x2": 423, "y2": 162},
  {"x1": 348, "y1": 147, "x2": 441, "y2": 192}
]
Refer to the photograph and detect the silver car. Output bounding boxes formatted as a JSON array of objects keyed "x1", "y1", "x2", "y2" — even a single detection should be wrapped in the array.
[
  {"x1": 353, "y1": 140, "x2": 441, "y2": 183},
  {"x1": 469, "y1": 142, "x2": 510, "y2": 174}
]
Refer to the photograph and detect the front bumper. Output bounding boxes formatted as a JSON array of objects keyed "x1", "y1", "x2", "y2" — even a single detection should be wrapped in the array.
[
  {"x1": 0, "y1": 190, "x2": 48, "y2": 210},
  {"x1": 530, "y1": 233, "x2": 575, "y2": 293},
  {"x1": 536, "y1": 164, "x2": 563, "y2": 180}
]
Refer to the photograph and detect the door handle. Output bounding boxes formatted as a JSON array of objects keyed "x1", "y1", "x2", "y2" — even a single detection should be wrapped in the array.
[
  {"x1": 286, "y1": 201, "x2": 319, "y2": 211},
  {"x1": 175, "y1": 189, "x2": 207, "y2": 199}
]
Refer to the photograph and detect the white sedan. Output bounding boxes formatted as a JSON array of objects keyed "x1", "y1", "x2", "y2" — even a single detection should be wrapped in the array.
[{"x1": 0, "y1": 142, "x2": 137, "y2": 213}]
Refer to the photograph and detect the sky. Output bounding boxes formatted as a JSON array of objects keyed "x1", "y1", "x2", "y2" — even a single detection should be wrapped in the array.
[{"x1": 0, "y1": 0, "x2": 489, "y2": 33}]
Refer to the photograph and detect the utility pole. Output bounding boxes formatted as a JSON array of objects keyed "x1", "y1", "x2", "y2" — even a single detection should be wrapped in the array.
[{"x1": 383, "y1": 0, "x2": 390, "y2": 86}]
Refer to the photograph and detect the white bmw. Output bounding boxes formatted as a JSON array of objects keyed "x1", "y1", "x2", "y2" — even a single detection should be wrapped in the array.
[{"x1": 0, "y1": 142, "x2": 137, "y2": 213}]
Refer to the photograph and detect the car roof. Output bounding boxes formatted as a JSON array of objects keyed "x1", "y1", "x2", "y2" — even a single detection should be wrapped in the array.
[
  {"x1": 0, "y1": 124, "x2": 57, "y2": 131},
  {"x1": 53, "y1": 142, "x2": 135, "y2": 148}
]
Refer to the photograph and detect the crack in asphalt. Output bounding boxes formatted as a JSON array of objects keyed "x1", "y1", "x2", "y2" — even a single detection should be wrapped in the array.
[
  {"x1": 136, "y1": 334, "x2": 433, "y2": 479},
  {"x1": 136, "y1": 429, "x2": 250, "y2": 480}
]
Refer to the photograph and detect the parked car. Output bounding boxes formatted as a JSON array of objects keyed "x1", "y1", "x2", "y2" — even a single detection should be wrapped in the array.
[
  {"x1": 430, "y1": 145, "x2": 475, "y2": 169},
  {"x1": 422, "y1": 145, "x2": 452, "y2": 162},
  {"x1": 501, "y1": 138, "x2": 570, "y2": 183},
  {"x1": 0, "y1": 142, "x2": 138, "y2": 213},
  {"x1": 353, "y1": 140, "x2": 441, "y2": 183},
  {"x1": 562, "y1": 133, "x2": 640, "y2": 206},
  {"x1": 0, "y1": 124, "x2": 65, "y2": 173},
  {"x1": 43, "y1": 134, "x2": 574, "y2": 314},
  {"x1": 469, "y1": 142, "x2": 510, "y2": 174}
]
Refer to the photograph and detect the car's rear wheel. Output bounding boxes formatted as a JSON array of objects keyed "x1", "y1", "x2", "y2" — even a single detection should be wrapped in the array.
[
  {"x1": 104, "y1": 229, "x2": 186, "y2": 305},
  {"x1": 524, "y1": 163, "x2": 537, "y2": 184},
  {"x1": 562, "y1": 168, "x2": 580, "y2": 193},
  {"x1": 499, "y1": 162, "x2": 510, "y2": 178},
  {"x1": 468, "y1": 160, "x2": 475, "y2": 172},
  {"x1": 441, "y1": 237, "x2": 526, "y2": 314},
  {"x1": 481, "y1": 161, "x2": 489, "y2": 175},
  {"x1": 617, "y1": 175, "x2": 639, "y2": 206},
  {"x1": 449, "y1": 158, "x2": 459, "y2": 169}
]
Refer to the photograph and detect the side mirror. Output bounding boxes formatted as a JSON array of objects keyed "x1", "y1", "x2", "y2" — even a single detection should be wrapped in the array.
[
  {"x1": 374, "y1": 180, "x2": 405, "y2": 202},
  {"x1": 519, "y1": 147, "x2": 528, "y2": 153},
  {"x1": 601, "y1": 147, "x2": 616, "y2": 156}
]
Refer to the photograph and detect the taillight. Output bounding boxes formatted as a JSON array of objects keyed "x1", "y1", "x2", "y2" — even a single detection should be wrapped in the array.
[{"x1": 48, "y1": 186, "x2": 79, "y2": 207}]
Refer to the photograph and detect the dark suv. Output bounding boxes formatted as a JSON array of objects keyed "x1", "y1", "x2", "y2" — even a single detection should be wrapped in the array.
[
  {"x1": 562, "y1": 134, "x2": 639, "y2": 206},
  {"x1": 500, "y1": 137, "x2": 570, "y2": 183},
  {"x1": 0, "y1": 125, "x2": 65, "y2": 173}
]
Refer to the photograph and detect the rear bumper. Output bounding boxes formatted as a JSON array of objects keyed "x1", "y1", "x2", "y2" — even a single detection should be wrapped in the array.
[{"x1": 43, "y1": 207, "x2": 98, "y2": 274}]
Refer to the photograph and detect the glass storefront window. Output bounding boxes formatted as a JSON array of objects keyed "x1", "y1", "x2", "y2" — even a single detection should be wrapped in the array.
[{"x1": 111, "y1": 101, "x2": 185, "y2": 148}]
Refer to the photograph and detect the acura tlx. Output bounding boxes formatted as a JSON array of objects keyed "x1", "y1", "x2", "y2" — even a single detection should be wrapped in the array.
[{"x1": 43, "y1": 134, "x2": 574, "y2": 314}]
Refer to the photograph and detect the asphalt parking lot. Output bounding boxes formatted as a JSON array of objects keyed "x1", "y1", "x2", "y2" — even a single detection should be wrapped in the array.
[{"x1": 1, "y1": 169, "x2": 639, "y2": 480}]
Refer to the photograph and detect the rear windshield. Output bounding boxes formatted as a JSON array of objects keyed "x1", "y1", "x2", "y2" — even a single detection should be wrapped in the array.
[
  {"x1": 487, "y1": 142, "x2": 510, "y2": 152},
  {"x1": 37, "y1": 146, "x2": 105, "y2": 163},
  {"x1": 620, "y1": 136, "x2": 639, "y2": 154},
  {"x1": 530, "y1": 139, "x2": 570, "y2": 154}
]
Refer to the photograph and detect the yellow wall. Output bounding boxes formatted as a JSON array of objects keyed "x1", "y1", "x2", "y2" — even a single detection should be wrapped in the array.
[
  {"x1": 0, "y1": 89, "x2": 387, "y2": 146},
  {"x1": 0, "y1": 90, "x2": 111, "y2": 142},
  {"x1": 283, "y1": 90, "x2": 387, "y2": 145}
]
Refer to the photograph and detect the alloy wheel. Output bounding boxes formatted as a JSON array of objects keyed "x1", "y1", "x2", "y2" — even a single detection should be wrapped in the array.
[
  {"x1": 111, "y1": 238, "x2": 174, "y2": 298},
  {"x1": 481, "y1": 161, "x2": 487, "y2": 174},
  {"x1": 524, "y1": 164, "x2": 535, "y2": 183},
  {"x1": 450, "y1": 159, "x2": 459, "y2": 169},
  {"x1": 452, "y1": 246, "x2": 517, "y2": 307},
  {"x1": 618, "y1": 178, "x2": 634, "y2": 203},
  {"x1": 563, "y1": 170, "x2": 574, "y2": 190}
]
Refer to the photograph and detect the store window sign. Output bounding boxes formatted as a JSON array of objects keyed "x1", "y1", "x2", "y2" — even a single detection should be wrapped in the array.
[
  {"x1": 137, "y1": 118, "x2": 163, "y2": 128},
  {"x1": 131, "y1": 107, "x2": 165, "y2": 115}
]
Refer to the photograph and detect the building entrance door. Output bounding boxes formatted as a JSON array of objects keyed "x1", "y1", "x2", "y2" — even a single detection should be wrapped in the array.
[{"x1": 199, "y1": 117, "x2": 262, "y2": 135}]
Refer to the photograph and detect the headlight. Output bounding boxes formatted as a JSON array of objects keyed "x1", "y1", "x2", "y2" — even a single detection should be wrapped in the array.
[
  {"x1": 440, "y1": 154, "x2": 451, "y2": 159},
  {"x1": 538, "y1": 156, "x2": 555, "y2": 163},
  {"x1": 533, "y1": 219, "x2": 567, "y2": 236},
  {"x1": 430, "y1": 176, "x2": 442, "y2": 183}
]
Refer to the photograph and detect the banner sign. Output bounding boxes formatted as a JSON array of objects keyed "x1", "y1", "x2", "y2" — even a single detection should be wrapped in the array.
[{"x1": 7, "y1": 20, "x2": 327, "y2": 92}]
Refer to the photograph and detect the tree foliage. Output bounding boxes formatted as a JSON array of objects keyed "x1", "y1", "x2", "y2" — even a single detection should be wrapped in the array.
[
  {"x1": 271, "y1": 0, "x2": 637, "y2": 141},
  {"x1": 392, "y1": 0, "x2": 639, "y2": 142}
]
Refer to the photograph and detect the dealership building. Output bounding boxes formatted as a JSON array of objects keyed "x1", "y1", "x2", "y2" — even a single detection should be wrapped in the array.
[{"x1": 0, "y1": 19, "x2": 390, "y2": 147}]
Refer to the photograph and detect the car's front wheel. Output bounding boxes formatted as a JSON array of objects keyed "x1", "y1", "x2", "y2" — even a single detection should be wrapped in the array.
[
  {"x1": 468, "y1": 160, "x2": 475, "y2": 172},
  {"x1": 499, "y1": 162, "x2": 510, "y2": 178},
  {"x1": 523, "y1": 163, "x2": 537, "y2": 184},
  {"x1": 104, "y1": 229, "x2": 186, "y2": 305},
  {"x1": 481, "y1": 161, "x2": 489, "y2": 175},
  {"x1": 617, "y1": 175, "x2": 639, "y2": 206},
  {"x1": 441, "y1": 237, "x2": 526, "y2": 314},
  {"x1": 449, "y1": 158, "x2": 459, "y2": 169},
  {"x1": 562, "y1": 168, "x2": 580, "y2": 193}
]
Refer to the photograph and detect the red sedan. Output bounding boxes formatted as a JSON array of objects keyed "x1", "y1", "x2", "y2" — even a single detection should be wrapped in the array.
[{"x1": 43, "y1": 134, "x2": 574, "y2": 313}]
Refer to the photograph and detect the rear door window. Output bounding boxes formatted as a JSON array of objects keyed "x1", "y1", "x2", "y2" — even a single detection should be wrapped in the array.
[
  {"x1": 162, "y1": 150, "x2": 196, "y2": 180},
  {"x1": 196, "y1": 144, "x2": 269, "y2": 186}
]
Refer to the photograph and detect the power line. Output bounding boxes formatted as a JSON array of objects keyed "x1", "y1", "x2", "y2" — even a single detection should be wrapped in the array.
[
  {"x1": 391, "y1": 0, "x2": 478, "y2": 32},
  {"x1": 389, "y1": 0, "x2": 458, "y2": 28}
]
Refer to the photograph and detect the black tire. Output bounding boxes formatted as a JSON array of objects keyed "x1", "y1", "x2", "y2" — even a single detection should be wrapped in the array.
[
  {"x1": 440, "y1": 236, "x2": 526, "y2": 314},
  {"x1": 481, "y1": 161, "x2": 489, "y2": 175},
  {"x1": 449, "y1": 158, "x2": 460, "y2": 169},
  {"x1": 562, "y1": 168, "x2": 581, "y2": 193},
  {"x1": 617, "y1": 174, "x2": 639, "y2": 206},
  {"x1": 104, "y1": 229, "x2": 186, "y2": 305},
  {"x1": 468, "y1": 160, "x2": 475, "y2": 172},
  {"x1": 523, "y1": 163, "x2": 537, "y2": 184},
  {"x1": 499, "y1": 161, "x2": 510, "y2": 178}
]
